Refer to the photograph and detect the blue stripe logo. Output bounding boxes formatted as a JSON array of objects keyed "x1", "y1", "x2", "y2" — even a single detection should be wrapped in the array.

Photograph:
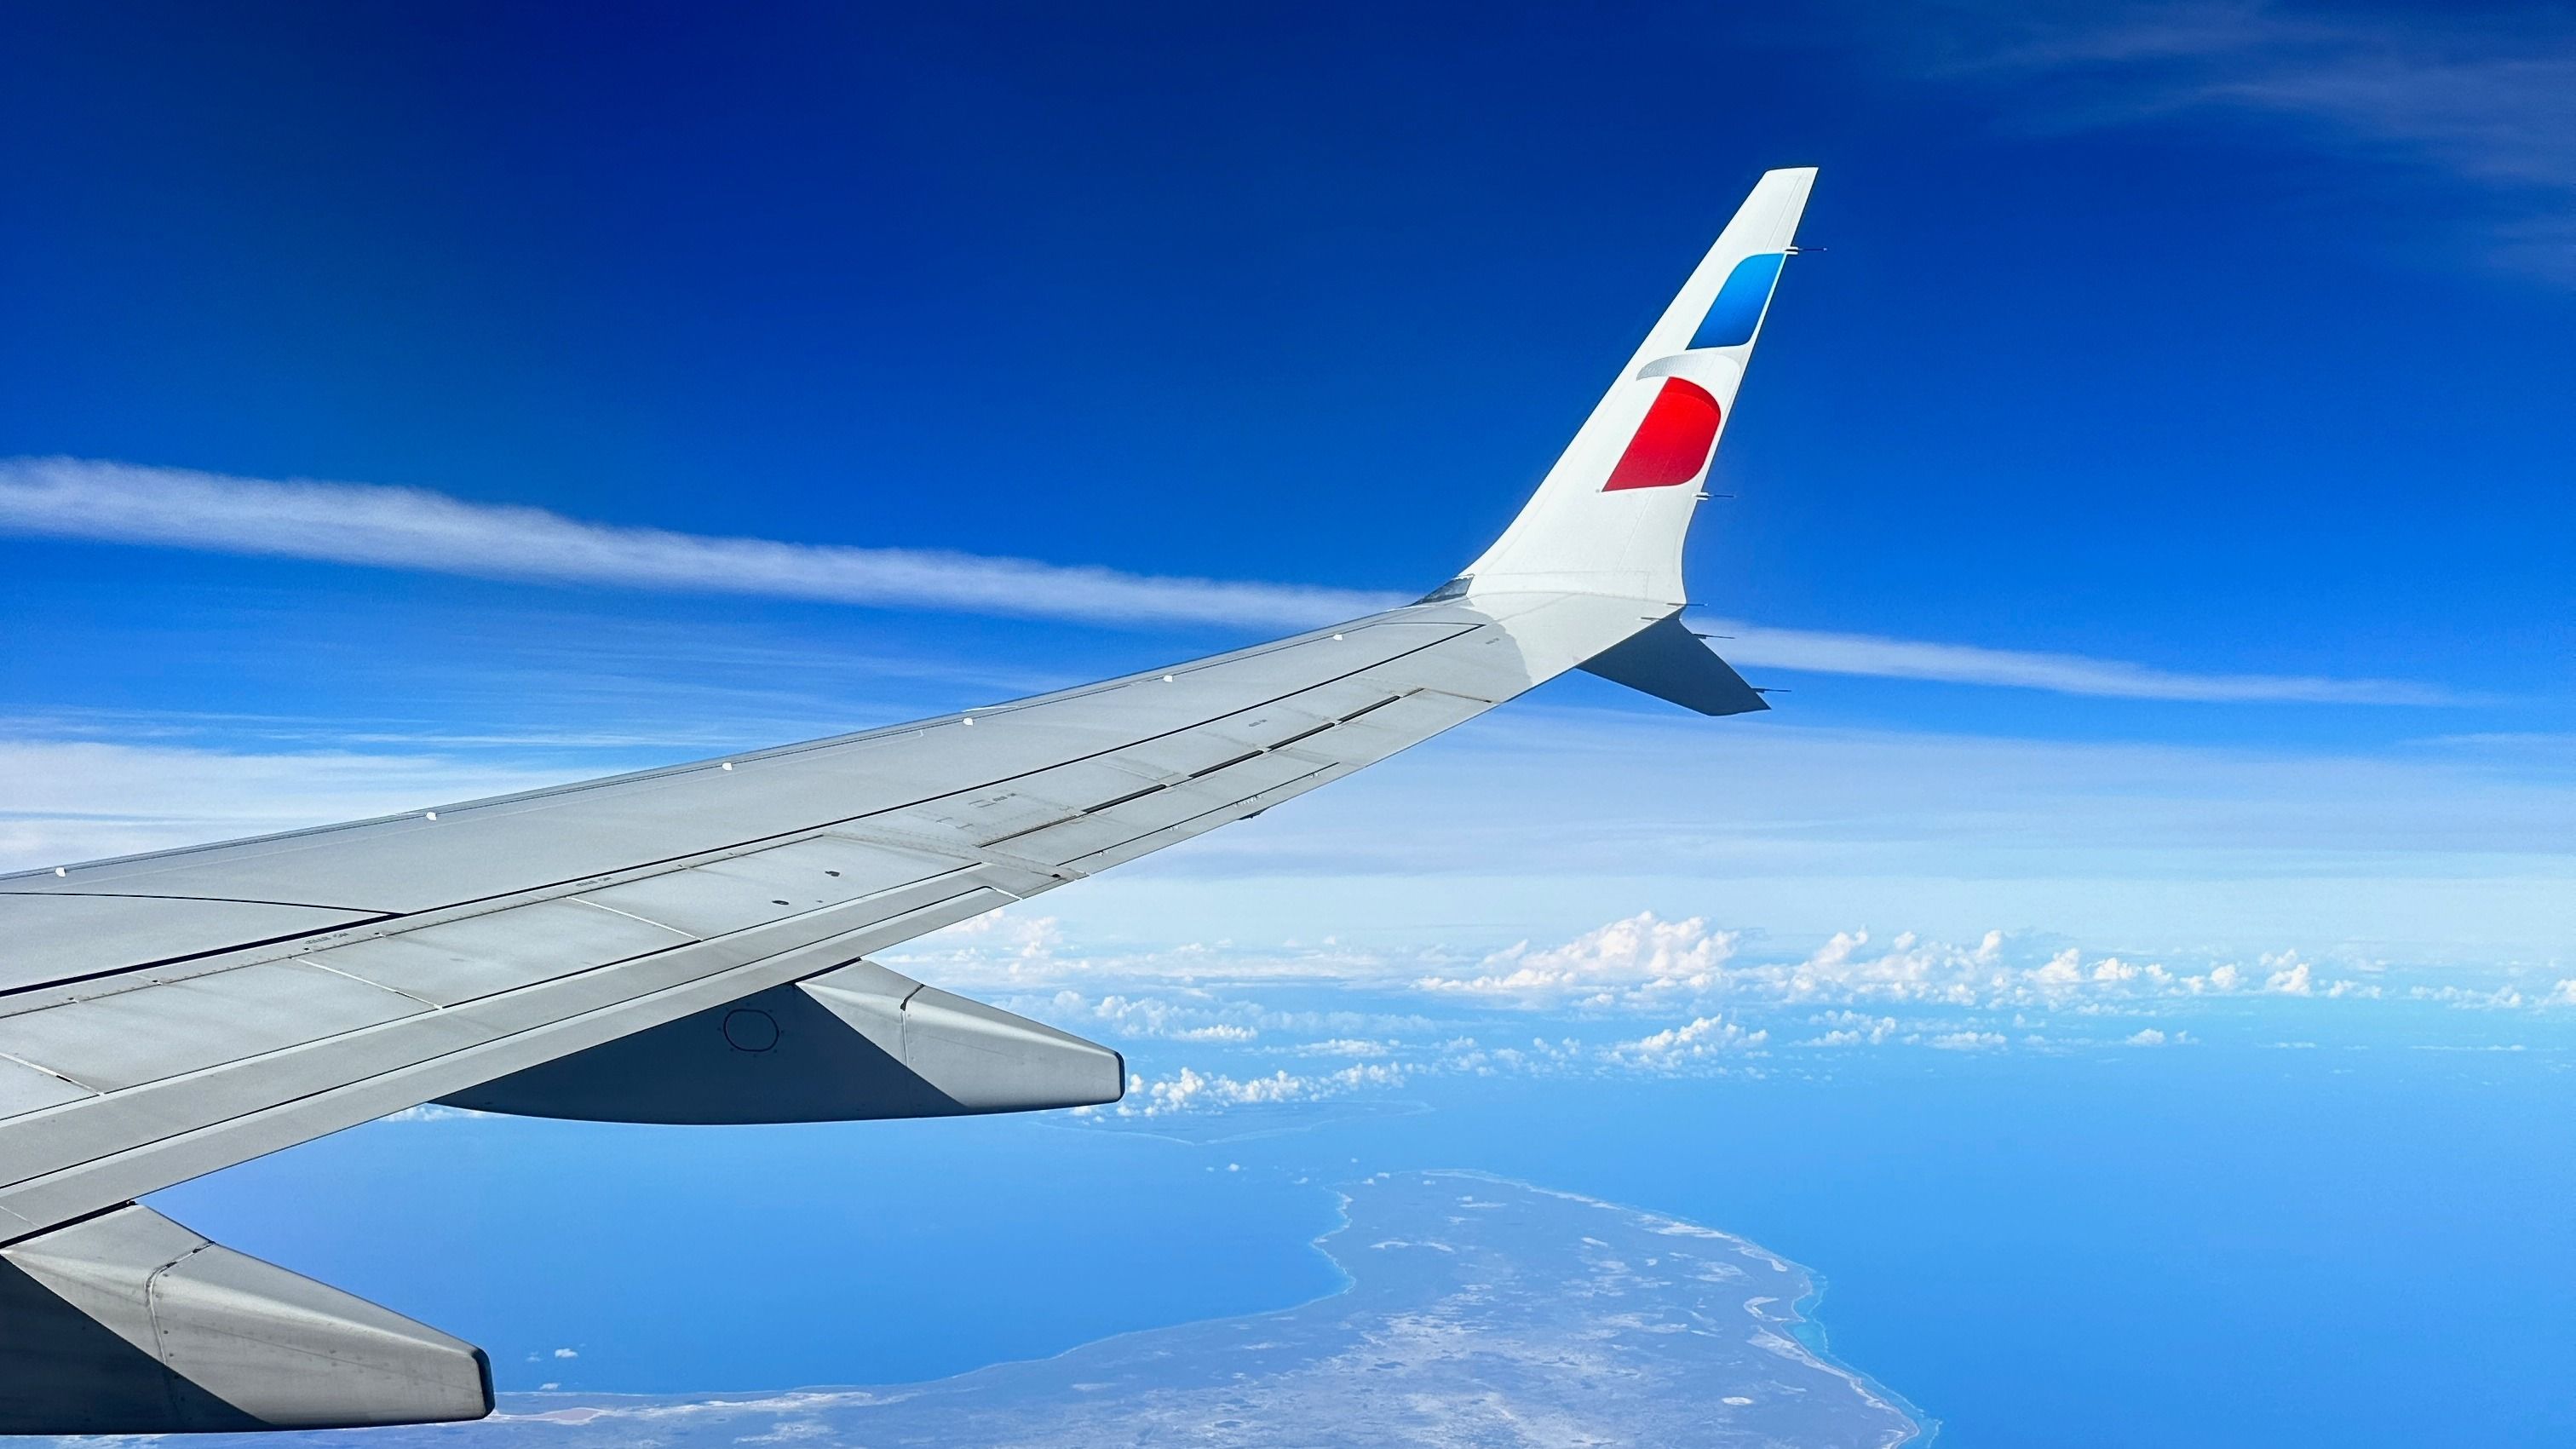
[{"x1": 1688, "y1": 252, "x2": 1785, "y2": 350}]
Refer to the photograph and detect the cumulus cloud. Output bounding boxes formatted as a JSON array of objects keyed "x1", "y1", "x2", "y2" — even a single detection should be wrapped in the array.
[
  {"x1": 887, "y1": 909, "x2": 1072, "y2": 987},
  {"x1": 2125, "y1": 1028, "x2": 2169, "y2": 1047},
  {"x1": 1439, "y1": 1036, "x2": 1588, "y2": 1078},
  {"x1": 1796, "y1": 1011, "x2": 1900, "y2": 1048},
  {"x1": 1090, "y1": 1062, "x2": 1409, "y2": 1118},
  {"x1": 900, "y1": 910, "x2": 2464, "y2": 1044},
  {"x1": 1923, "y1": 1030, "x2": 2008, "y2": 1051},
  {"x1": 1605, "y1": 1014, "x2": 1768, "y2": 1067},
  {"x1": 1416, "y1": 912, "x2": 1737, "y2": 1006},
  {"x1": 2410, "y1": 983, "x2": 2528, "y2": 1009},
  {"x1": 1047, "y1": 990, "x2": 1259, "y2": 1042}
]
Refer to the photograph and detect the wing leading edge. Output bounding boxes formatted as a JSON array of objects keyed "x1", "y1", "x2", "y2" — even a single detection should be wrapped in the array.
[{"x1": 0, "y1": 167, "x2": 1814, "y2": 1433}]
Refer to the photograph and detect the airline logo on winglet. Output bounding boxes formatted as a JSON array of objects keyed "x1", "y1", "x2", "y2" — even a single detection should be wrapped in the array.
[
  {"x1": 1691, "y1": 251, "x2": 1787, "y2": 350},
  {"x1": 1602, "y1": 379, "x2": 1722, "y2": 491},
  {"x1": 1601, "y1": 250, "x2": 1786, "y2": 492}
]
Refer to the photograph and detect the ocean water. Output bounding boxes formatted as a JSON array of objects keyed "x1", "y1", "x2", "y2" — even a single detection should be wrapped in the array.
[
  {"x1": 154, "y1": 1038, "x2": 2573, "y2": 1445},
  {"x1": 153, "y1": 1112, "x2": 1350, "y2": 1390},
  {"x1": 1318, "y1": 1047, "x2": 2576, "y2": 1446}
]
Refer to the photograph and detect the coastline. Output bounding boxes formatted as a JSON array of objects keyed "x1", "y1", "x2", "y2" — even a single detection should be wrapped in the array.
[
  {"x1": 1424, "y1": 1169, "x2": 1934, "y2": 1449},
  {"x1": 447, "y1": 1165, "x2": 1930, "y2": 1448}
]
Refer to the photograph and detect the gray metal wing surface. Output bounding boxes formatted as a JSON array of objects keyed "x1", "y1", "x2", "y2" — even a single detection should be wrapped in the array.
[
  {"x1": 0, "y1": 165, "x2": 1813, "y2": 1434},
  {"x1": 0, "y1": 591, "x2": 1688, "y2": 1434},
  {"x1": 0, "y1": 600, "x2": 1584, "y2": 1236}
]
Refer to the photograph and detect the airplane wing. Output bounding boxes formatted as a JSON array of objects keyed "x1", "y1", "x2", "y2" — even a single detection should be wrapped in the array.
[{"x1": 0, "y1": 167, "x2": 1815, "y2": 1433}]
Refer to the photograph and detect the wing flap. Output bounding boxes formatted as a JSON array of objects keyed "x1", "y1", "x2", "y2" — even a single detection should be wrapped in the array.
[
  {"x1": 0, "y1": 961, "x2": 430, "y2": 1095},
  {"x1": 315, "y1": 898, "x2": 693, "y2": 1009},
  {"x1": 0, "y1": 1057, "x2": 92, "y2": 1118},
  {"x1": 0, "y1": 894, "x2": 388, "y2": 993},
  {"x1": 572, "y1": 836, "x2": 959, "y2": 938}
]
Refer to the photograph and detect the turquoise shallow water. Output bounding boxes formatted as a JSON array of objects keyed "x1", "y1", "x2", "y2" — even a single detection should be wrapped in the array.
[{"x1": 156, "y1": 1039, "x2": 2573, "y2": 1446}]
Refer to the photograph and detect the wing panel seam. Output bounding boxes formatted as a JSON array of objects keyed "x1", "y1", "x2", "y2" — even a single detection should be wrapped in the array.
[{"x1": 0, "y1": 623, "x2": 1488, "y2": 1000}]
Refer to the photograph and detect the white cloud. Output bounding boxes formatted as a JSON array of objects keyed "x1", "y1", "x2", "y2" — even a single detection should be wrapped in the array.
[
  {"x1": 1045, "y1": 990, "x2": 1258, "y2": 1042},
  {"x1": 1924, "y1": 1030, "x2": 2008, "y2": 1051},
  {"x1": 1796, "y1": 1011, "x2": 1900, "y2": 1048},
  {"x1": 552, "y1": 1348, "x2": 579, "y2": 1360},
  {"x1": 1705, "y1": 618, "x2": 2458, "y2": 705},
  {"x1": 1415, "y1": 912, "x2": 1736, "y2": 1005},
  {"x1": 0, "y1": 457, "x2": 2452, "y2": 703},
  {"x1": 381, "y1": 1103, "x2": 485, "y2": 1124},
  {"x1": 0, "y1": 457, "x2": 1389, "y2": 631},
  {"x1": 1090, "y1": 1061, "x2": 1409, "y2": 1118},
  {"x1": 1923, "y1": 4, "x2": 2576, "y2": 285},
  {"x1": 1285, "y1": 1038, "x2": 1395, "y2": 1057},
  {"x1": 2125, "y1": 1028, "x2": 2169, "y2": 1047},
  {"x1": 0, "y1": 739, "x2": 565, "y2": 871},
  {"x1": 889, "y1": 909, "x2": 1072, "y2": 987},
  {"x1": 2409, "y1": 983, "x2": 2528, "y2": 1010},
  {"x1": 2263, "y1": 954, "x2": 2314, "y2": 996},
  {"x1": 1437, "y1": 1035, "x2": 1588, "y2": 1078},
  {"x1": 1606, "y1": 1014, "x2": 1768, "y2": 1067}
]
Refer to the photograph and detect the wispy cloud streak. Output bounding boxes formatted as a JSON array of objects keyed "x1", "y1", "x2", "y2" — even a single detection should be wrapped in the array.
[
  {"x1": 0, "y1": 457, "x2": 1395, "y2": 630},
  {"x1": 1702, "y1": 618, "x2": 2454, "y2": 704},
  {"x1": 1917, "y1": 3, "x2": 2576, "y2": 284},
  {"x1": 1, "y1": 457, "x2": 2448, "y2": 703}
]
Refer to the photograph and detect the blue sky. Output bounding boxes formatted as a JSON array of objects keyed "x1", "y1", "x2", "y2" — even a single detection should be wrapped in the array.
[
  {"x1": 3, "y1": 0, "x2": 2568, "y2": 974},
  {"x1": 5, "y1": 8, "x2": 2573, "y2": 1443}
]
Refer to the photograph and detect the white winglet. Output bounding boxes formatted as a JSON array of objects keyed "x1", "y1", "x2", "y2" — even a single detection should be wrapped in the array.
[{"x1": 1458, "y1": 167, "x2": 1815, "y2": 606}]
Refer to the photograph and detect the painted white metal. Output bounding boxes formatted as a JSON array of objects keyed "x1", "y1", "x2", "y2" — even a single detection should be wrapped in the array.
[{"x1": 1463, "y1": 167, "x2": 1814, "y2": 601}]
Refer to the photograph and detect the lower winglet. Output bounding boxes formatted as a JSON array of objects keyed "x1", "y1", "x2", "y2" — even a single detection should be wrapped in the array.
[{"x1": 1578, "y1": 614, "x2": 1770, "y2": 717}]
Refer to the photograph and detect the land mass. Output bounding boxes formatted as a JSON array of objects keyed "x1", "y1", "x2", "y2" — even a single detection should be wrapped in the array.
[{"x1": 193, "y1": 1171, "x2": 1924, "y2": 1448}]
